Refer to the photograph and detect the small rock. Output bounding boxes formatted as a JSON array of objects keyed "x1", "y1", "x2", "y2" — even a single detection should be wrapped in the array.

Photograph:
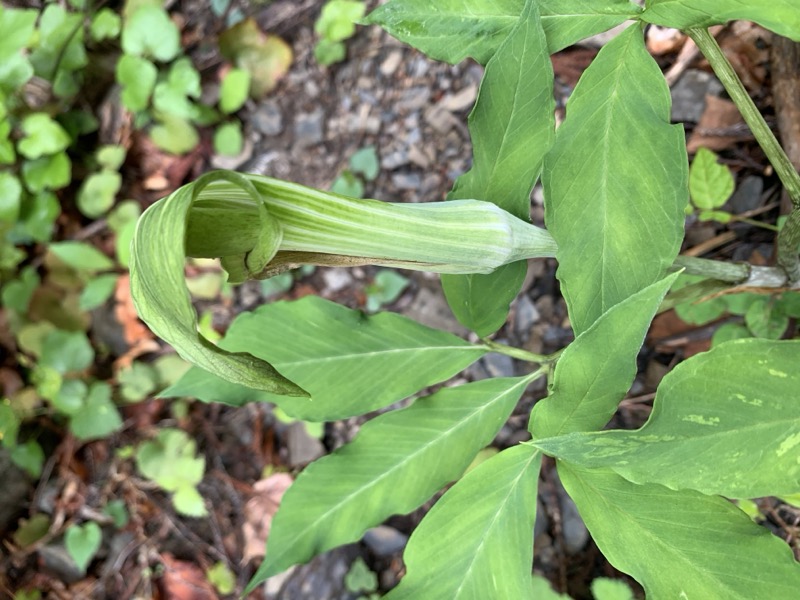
[
  {"x1": 559, "y1": 494, "x2": 588, "y2": 555},
  {"x1": 39, "y1": 544, "x2": 86, "y2": 584},
  {"x1": 363, "y1": 525, "x2": 408, "y2": 557},
  {"x1": 514, "y1": 295, "x2": 541, "y2": 338},
  {"x1": 404, "y1": 286, "x2": 467, "y2": 335},
  {"x1": 322, "y1": 267, "x2": 353, "y2": 292},
  {"x1": 294, "y1": 109, "x2": 325, "y2": 149},
  {"x1": 424, "y1": 105, "x2": 459, "y2": 133},
  {"x1": 391, "y1": 172, "x2": 422, "y2": 190},
  {"x1": 381, "y1": 148, "x2": 410, "y2": 170},
  {"x1": 276, "y1": 546, "x2": 361, "y2": 600},
  {"x1": 253, "y1": 100, "x2": 284, "y2": 136},
  {"x1": 397, "y1": 86, "x2": 431, "y2": 112},
  {"x1": 727, "y1": 175, "x2": 763, "y2": 214},
  {"x1": 408, "y1": 145, "x2": 432, "y2": 169},
  {"x1": 438, "y1": 84, "x2": 478, "y2": 112},
  {"x1": 671, "y1": 70, "x2": 723, "y2": 123},
  {"x1": 285, "y1": 422, "x2": 326, "y2": 467},
  {"x1": 481, "y1": 351, "x2": 516, "y2": 378},
  {"x1": 380, "y1": 50, "x2": 403, "y2": 77}
]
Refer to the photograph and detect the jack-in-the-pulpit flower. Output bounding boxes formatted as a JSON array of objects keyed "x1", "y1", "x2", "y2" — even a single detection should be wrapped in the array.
[{"x1": 130, "y1": 170, "x2": 557, "y2": 396}]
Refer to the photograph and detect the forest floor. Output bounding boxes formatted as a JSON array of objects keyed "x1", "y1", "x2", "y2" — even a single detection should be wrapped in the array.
[{"x1": 2, "y1": 2, "x2": 799, "y2": 599}]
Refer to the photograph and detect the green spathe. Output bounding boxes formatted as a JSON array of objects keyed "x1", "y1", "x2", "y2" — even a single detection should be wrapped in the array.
[{"x1": 130, "y1": 170, "x2": 555, "y2": 396}]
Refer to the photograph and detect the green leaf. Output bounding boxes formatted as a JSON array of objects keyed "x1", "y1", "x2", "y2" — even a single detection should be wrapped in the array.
[
  {"x1": 442, "y1": 0, "x2": 554, "y2": 336},
  {"x1": 314, "y1": 39, "x2": 346, "y2": 65},
  {"x1": 0, "y1": 6, "x2": 37, "y2": 61},
  {"x1": 21, "y1": 154, "x2": 72, "y2": 192},
  {"x1": 167, "y1": 295, "x2": 487, "y2": 419},
  {"x1": 70, "y1": 382, "x2": 122, "y2": 440},
  {"x1": 345, "y1": 557, "x2": 378, "y2": 593},
  {"x1": 11, "y1": 439, "x2": 44, "y2": 477},
  {"x1": 129, "y1": 176, "x2": 308, "y2": 397},
  {"x1": 149, "y1": 115, "x2": 199, "y2": 155},
  {"x1": 12, "y1": 191, "x2": 60, "y2": 243},
  {"x1": 711, "y1": 322, "x2": 750, "y2": 346},
  {"x1": 642, "y1": 0, "x2": 800, "y2": 42},
  {"x1": 591, "y1": 578, "x2": 632, "y2": 600},
  {"x1": 1, "y1": 266, "x2": 38, "y2": 314},
  {"x1": 532, "y1": 575, "x2": 571, "y2": 599},
  {"x1": 0, "y1": 51, "x2": 33, "y2": 93},
  {"x1": 213, "y1": 121, "x2": 244, "y2": 156},
  {"x1": 218, "y1": 18, "x2": 293, "y2": 98},
  {"x1": 103, "y1": 499, "x2": 129, "y2": 529},
  {"x1": 29, "y1": 5, "x2": 87, "y2": 89},
  {"x1": 96, "y1": 145, "x2": 126, "y2": 171},
  {"x1": 121, "y1": 5, "x2": 180, "y2": 61},
  {"x1": 135, "y1": 428, "x2": 207, "y2": 517},
  {"x1": 364, "y1": 269, "x2": 409, "y2": 312},
  {"x1": 116, "y1": 54, "x2": 157, "y2": 112},
  {"x1": 330, "y1": 170, "x2": 364, "y2": 197},
  {"x1": 52, "y1": 379, "x2": 87, "y2": 416},
  {"x1": 40, "y1": 330, "x2": 94, "y2": 374},
  {"x1": 64, "y1": 521, "x2": 102, "y2": 573},
  {"x1": 530, "y1": 274, "x2": 678, "y2": 439},
  {"x1": 0, "y1": 171, "x2": 22, "y2": 221},
  {"x1": 118, "y1": 361, "x2": 159, "y2": 402},
  {"x1": 534, "y1": 339, "x2": 800, "y2": 498},
  {"x1": 384, "y1": 446, "x2": 541, "y2": 599},
  {"x1": 543, "y1": 25, "x2": 687, "y2": 335},
  {"x1": 219, "y1": 68, "x2": 251, "y2": 114},
  {"x1": 558, "y1": 463, "x2": 800, "y2": 599},
  {"x1": 90, "y1": 8, "x2": 122, "y2": 41},
  {"x1": 107, "y1": 200, "x2": 141, "y2": 233},
  {"x1": 250, "y1": 376, "x2": 532, "y2": 584},
  {"x1": 17, "y1": 113, "x2": 71, "y2": 160},
  {"x1": 0, "y1": 120, "x2": 16, "y2": 164},
  {"x1": 50, "y1": 241, "x2": 114, "y2": 272},
  {"x1": 349, "y1": 146, "x2": 379, "y2": 180},
  {"x1": 316, "y1": 0, "x2": 366, "y2": 42},
  {"x1": 0, "y1": 402, "x2": 20, "y2": 449},
  {"x1": 689, "y1": 147, "x2": 734, "y2": 210},
  {"x1": 365, "y1": 0, "x2": 642, "y2": 64},
  {"x1": 745, "y1": 297, "x2": 788, "y2": 339},
  {"x1": 172, "y1": 485, "x2": 208, "y2": 517},
  {"x1": 208, "y1": 562, "x2": 236, "y2": 595}
]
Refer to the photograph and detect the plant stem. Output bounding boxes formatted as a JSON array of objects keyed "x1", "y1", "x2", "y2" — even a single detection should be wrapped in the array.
[
  {"x1": 480, "y1": 338, "x2": 562, "y2": 364},
  {"x1": 688, "y1": 28, "x2": 800, "y2": 282},
  {"x1": 671, "y1": 255, "x2": 750, "y2": 282}
]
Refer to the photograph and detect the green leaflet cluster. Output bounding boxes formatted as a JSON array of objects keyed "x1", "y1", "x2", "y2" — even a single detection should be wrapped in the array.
[{"x1": 128, "y1": 0, "x2": 800, "y2": 597}]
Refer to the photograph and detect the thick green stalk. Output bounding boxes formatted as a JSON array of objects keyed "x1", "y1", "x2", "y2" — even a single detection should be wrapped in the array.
[{"x1": 688, "y1": 28, "x2": 800, "y2": 281}]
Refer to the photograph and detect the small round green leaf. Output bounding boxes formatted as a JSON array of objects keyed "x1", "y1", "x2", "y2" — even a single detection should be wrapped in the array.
[
  {"x1": 121, "y1": 5, "x2": 180, "y2": 61},
  {"x1": 90, "y1": 8, "x2": 121, "y2": 41},
  {"x1": 64, "y1": 521, "x2": 102, "y2": 573},
  {"x1": 0, "y1": 171, "x2": 22, "y2": 221},
  {"x1": 17, "y1": 114, "x2": 71, "y2": 159},
  {"x1": 21, "y1": 154, "x2": 72, "y2": 192},
  {"x1": 213, "y1": 121, "x2": 243, "y2": 156},
  {"x1": 40, "y1": 329, "x2": 94, "y2": 373},
  {"x1": 77, "y1": 170, "x2": 122, "y2": 218},
  {"x1": 69, "y1": 382, "x2": 122, "y2": 440},
  {"x1": 150, "y1": 115, "x2": 199, "y2": 154},
  {"x1": 689, "y1": 147, "x2": 734, "y2": 210},
  {"x1": 116, "y1": 54, "x2": 157, "y2": 112},
  {"x1": 219, "y1": 68, "x2": 250, "y2": 114},
  {"x1": 50, "y1": 241, "x2": 114, "y2": 272}
]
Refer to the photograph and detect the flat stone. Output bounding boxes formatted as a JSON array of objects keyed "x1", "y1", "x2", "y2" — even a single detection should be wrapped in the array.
[
  {"x1": 391, "y1": 172, "x2": 422, "y2": 190},
  {"x1": 322, "y1": 267, "x2": 353, "y2": 292},
  {"x1": 380, "y1": 50, "x2": 403, "y2": 77},
  {"x1": 404, "y1": 286, "x2": 468, "y2": 336},
  {"x1": 514, "y1": 294, "x2": 541, "y2": 338},
  {"x1": 363, "y1": 525, "x2": 408, "y2": 557},
  {"x1": 285, "y1": 422, "x2": 325, "y2": 467},
  {"x1": 727, "y1": 175, "x2": 764, "y2": 214},
  {"x1": 438, "y1": 84, "x2": 478, "y2": 112},
  {"x1": 671, "y1": 70, "x2": 723, "y2": 123},
  {"x1": 253, "y1": 100, "x2": 284, "y2": 136},
  {"x1": 294, "y1": 109, "x2": 325, "y2": 149},
  {"x1": 397, "y1": 86, "x2": 431, "y2": 112},
  {"x1": 381, "y1": 148, "x2": 410, "y2": 170},
  {"x1": 559, "y1": 493, "x2": 588, "y2": 555},
  {"x1": 39, "y1": 544, "x2": 86, "y2": 584}
]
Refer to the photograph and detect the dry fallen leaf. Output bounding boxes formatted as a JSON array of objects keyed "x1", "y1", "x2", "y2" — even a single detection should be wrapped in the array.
[
  {"x1": 159, "y1": 553, "x2": 218, "y2": 600},
  {"x1": 113, "y1": 274, "x2": 159, "y2": 369},
  {"x1": 687, "y1": 95, "x2": 749, "y2": 153},
  {"x1": 241, "y1": 473, "x2": 294, "y2": 563}
]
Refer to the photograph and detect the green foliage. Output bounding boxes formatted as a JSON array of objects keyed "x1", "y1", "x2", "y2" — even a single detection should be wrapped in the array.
[
  {"x1": 125, "y1": 1, "x2": 800, "y2": 597},
  {"x1": 135, "y1": 428, "x2": 208, "y2": 517},
  {"x1": 207, "y1": 562, "x2": 236, "y2": 595},
  {"x1": 121, "y1": 3, "x2": 180, "y2": 61},
  {"x1": 314, "y1": 1, "x2": 366, "y2": 65},
  {"x1": 219, "y1": 68, "x2": 251, "y2": 114},
  {"x1": 213, "y1": 121, "x2": 244, "y2": 156},
  {"x1": 331, "y1": 146, "x2": 380, "y2": 198},
  {"x1": 688, "y1": 147, "x2": 735, "y2": 223},
  {"x1": 345, "y1": 558, "x2": 378, "y2": 594},
  {"x1": 364, "y1": 269, "x2": 409, "y2": 312},
  {"x1": 64, "y1": 521, "x2": 102, "y2": 573}
]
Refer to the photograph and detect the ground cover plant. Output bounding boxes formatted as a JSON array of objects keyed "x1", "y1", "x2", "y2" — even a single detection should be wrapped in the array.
[{"x1": 125, "y1": 0, "x2": 800, "y2": 597}]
